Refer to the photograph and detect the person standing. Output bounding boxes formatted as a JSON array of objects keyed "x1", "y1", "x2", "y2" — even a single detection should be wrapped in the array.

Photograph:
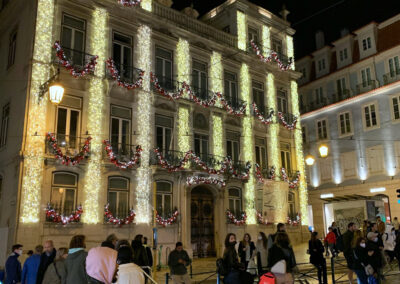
[
  {"x1": 238, "y1": 233, "x2": 256, "y2": 270},
  {"x1": 143, "y1": 237, "x2": 153, "y2": 269},
  {"x1": 5, "y1": 244, "x2": 23, "y2": 284},
  {"x1": 115, "y1": 246, "x2": 145, "y2": 284},
  {"x1": 393, "y1": 217, "x2": 400, "y2": 235},
  {"x1": 309, "y1": 232, "x2": 327, "y2": 284},
  {"x1": 353, "y1": 237, "x2": 368, "y2": 284},
  {"x1": 168, "y1": 242, "x2": 192, "y2": 284},
  {"x1": 42, "y1": 247, "x2": 68, "y2": 284},
  {"x1": 342, "y1": 222, "x2": 356, "y2": 284},
  {"x1": 267, "y1": 223, "x2": 286, "y2": 250},
  {"x1": 366, "y1": 231, "x2": 383, "y2": 283},
  {"x1": 86, "y1": 247, "x2": 119, "y2": 284},
  {"x1": 382, "y1": 225, "x2": 396, "y2": 263},
  {"x1": 101, "y1": 234, "x2": 118, "y2": 249},
  {"x1": 65, "y1": 235, "x2": 88, "y2": 284},
  {"x1": 324, "y1": 227, "x2": 336, "y2": 257},
  {"x1": 131, "y1": 235, "x2": 150, "y2": 277},
  {"x1": 36, "y1": 240, "x2": 56, "y2": 284},
  {"x1": 377, "y1": 217, "x2": 385, "y2": 235},
  {"x1": 21, "y1": 245, "x2": 43, "y2": 284},
  {"x1": 256, "y1": 232, "x2": 268, "y2": 275}
]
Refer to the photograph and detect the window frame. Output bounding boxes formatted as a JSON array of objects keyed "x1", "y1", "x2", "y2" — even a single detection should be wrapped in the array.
[
  {"x1": 255, "y1": 137, "x2": 267, "y2": 169},
  {"x1": 156, "y1": 181, "x2": 173, "y2": 218},
  {"x1": 224, "y1": 70, "x2": 238, "y2": 105},
  {"x1": 226, "y1": 131, "x2": 240, "y2": 162},
  {"x1": 362, "y1": 101, "x2": 380, "y2": 131},
  {"x1": 280, "y1": 143, "x2": 292, "y2": 173},
  {"x1": 112, "y1": 30, "x2": 133, "y2": 79},
  {"x1": 0, "y1": 103, "x2": 10, "y2": 147},
  {"x1": 388, "y1": 56, "x2": 400, "y2": 77},
  {"x1": 316, "y1": 118, "x2": 329, "y2": 140},
  {"x1": 109, "y1": 104, "x2": 132, "y2": 154},
  {"x1": 55, "y1": 96, "x2": 82, "y2": 149},
  {"x1": 360, "y1": 67, "x2": 372, "y2": 87},
  {"x1": 248, "y1": 26, "x2": 259, "y2": 44},
  {"x1": 155, "y1": 114, "x2": 174, "y2": 155},
  {"x1": 228, "y1": 187, "x2": 242, "y2": 217},
  {"x1": 277, "y1": 89, "x2": 288, "y2": 114},
  {"x1": 288, "y1": 191, "x2": 296, "y2": 220},
  {"x1": 50, "y1": 171, "x2": 78, "y2": 216},
  {"x1": 315, "y1": 86, "x2": 324, "y2": 105},
  {"x1": 362, "y1": 37, "x2": 372, "y2": 51},
  {"x1": 107, "y1": 176, "x2": 130, "y2": 216},
  {"x1": 61, "y1": 13, "x2": 86, "y2": 66},
  {"x1": 7, "y1": 29, "x2": 17, "y2": 69},
  {"x1": 301, "y1": 125, "x2": 307, "y2": 144},
  {"x1": 252, "y1": 80, "x2": 265, "y2": 109},
  {"x1": 194, "y1": 133, "x2": 209, "y2": 160},
  {"x1": 390, "y1": 94, "x2": 400, "y2": 123},
  {"x1": 337, "y1": 111, "x2": 353, "y2": 137},
  {"x1": 155, "y1": 46, "x2": 173, "y2": 87},
  {"x1": 192, "y1": 59, "x2": 208, "y2": 99}
]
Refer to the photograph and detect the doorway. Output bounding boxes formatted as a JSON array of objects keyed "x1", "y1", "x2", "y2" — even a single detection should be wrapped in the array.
[{"x1": 191, "y1": 186, "x2": 216, "y2": 258}]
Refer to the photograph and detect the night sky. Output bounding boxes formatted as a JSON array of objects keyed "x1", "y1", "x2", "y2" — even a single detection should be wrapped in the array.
[{"x1": 171, "y1": 0, "x2": 400, "y2": 59}]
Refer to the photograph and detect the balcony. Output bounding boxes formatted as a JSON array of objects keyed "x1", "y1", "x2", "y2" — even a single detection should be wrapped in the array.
[
  {"x1": 103, "y1": 142, "x2": 142, "y2": 166},
  {"x1": 106, "y1": 62, "x2": 143, "y2": 84},
  {"x1": 383, "y1": 69, "x2": 400, "y2": 86},
  {"x1": 279, "y1": 112, "x2": 297, "y2": 125},
  {"x1": 248, "y1": 41, "x2": 292, "y2": 66},
  {"x1": 45, "y1": 134, "x2": 91, "y2": 158},
  {"x1": 354, "y1": 80, "x2": 379, "y2": 95},
  {"x1": 53, "y1": 46, "x2": 97, "y2": 74}
]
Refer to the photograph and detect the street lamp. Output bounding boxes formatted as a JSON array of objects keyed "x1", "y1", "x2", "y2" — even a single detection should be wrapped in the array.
[
  {"x1": 38, "y1": 68, "x2": 64, "y2": 104},
  {"x1": 305, "y1": 155, "x2": 315, "y2": 166},
  {"x1": 319, "y1": 144, "x2": 329, "y2": 158}
]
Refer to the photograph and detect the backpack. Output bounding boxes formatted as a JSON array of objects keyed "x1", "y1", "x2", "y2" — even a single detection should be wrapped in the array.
[
  {"x1": 259, "y1": 272, "x2": 276, "y2": 284},
  {"x1": 216, "y1": 258, "x2": 228, "y2": 276}
]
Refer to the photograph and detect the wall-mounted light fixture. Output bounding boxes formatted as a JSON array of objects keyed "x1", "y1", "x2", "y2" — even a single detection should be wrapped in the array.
[{"x1": 38, "y1": 68, "x2": 64, "y2": 104}]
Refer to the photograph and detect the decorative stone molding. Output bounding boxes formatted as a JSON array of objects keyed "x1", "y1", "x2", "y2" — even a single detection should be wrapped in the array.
[
  {"x1": 181, "y1": 6, "x2": 199, "y2": 19},
  {"x1": 156, "y1": 0, "x2": 173, "y2": 7}
]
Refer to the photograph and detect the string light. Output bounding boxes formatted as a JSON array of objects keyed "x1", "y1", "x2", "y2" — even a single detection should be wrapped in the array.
[
  {"x1": 177, "y1": 38, "x2": 190, "y2": 98},
  {"x1": 286, "y1": 35, "x2": 294, "y2": 70},
  {"x1": 212, "y1": 114, "x2": 224, "y2": 162},
  {"x1": 20, "y1": 0, "x2": 55, "y2": 223},
  {"x1": 262, "y1": 25, "x2": 271, "y2": 57},
  {"x1": 237, "y1": 11, "x2": 247, "y2": 51},
  {"x1": 136, "y1": 25, "x2": 152, "y2": 223},
  {"x1": 178, "y1": 106, "x2": 190, "y2": 153},
  {"x1": 267, "y1": 73, "x2": 279, "y2": 181},
  {"x1": 210, "y1": 51, "x2": 222, "y2": 108},
  {"x1": 140, "y1": 0, "x2": 152, "y2": 11}
]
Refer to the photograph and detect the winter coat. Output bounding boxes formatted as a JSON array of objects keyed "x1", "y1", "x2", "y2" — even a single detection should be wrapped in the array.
[
  {"x1": 168, "y1": 249, "x2": 191, "y2": 275},
  {"x1": 342, "y1": 230, "x2": 354, "y2": 256},
  {"x1": 36, "y1": 249, "x2": 56, "y2": 284},
  {"x1": 144, "y1": 246, "x2": 153, "y2": 267},
  {"x1": 131, "y1": 240, "x2": 149, "y2": 267},
  {"x1": 255, "y1": 240, "x2": 268, "y2": 270},
  {"x1": 332, "y1": 227, "x2": 341, "y2": 238},
  {"x1": 267, "y1": 244, "x2": 297, "y2": 273},
  {"x1": 42, "y1": 259, "x2": 66, "y2": 284},
  {"x1": 377, "y1": 221, "x2": 385, "y2": 234},
  {"x1": 366, "y1": 240, "x2": 382, "y2": 270},
  {"x1": 5, "y1": 253, "x2": 21, "y2": 284},
  {"x1": 238, "y1": 241, "x2": 256, "y2": 264},
  {"x1": 383, "y1": 225, "x2": 396, "y2": 251},
  {"x1": 324, "y1": 232, "x2": 336, "y2": 244},
  {"x1": 223, "y1": 245, "x2": 241, "y2": 272},
  {"x1": 21, "y1": 254, "x2": 41, "y2": 284},
  {"x1": 115, "y1": 263, "x2": 145, "y2": 284},
  {"x1": 353, "y1": 246, "x2": 368, "y2": 270},
  {"x1": 64, "y1": 249, "x2": 88, "y2": 284},
  {"x1": 309, "y1": 239, "x2": 325, "y2": 265}
]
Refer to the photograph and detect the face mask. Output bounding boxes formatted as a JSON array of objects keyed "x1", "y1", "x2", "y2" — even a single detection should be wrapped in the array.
[
  {"x1": 360, "y1": 243, "x2": 366, "y2": 248},
  {"x1": 16, "y1": 249, "x2": 23, "y2": 255},
  {"x1": 258, "y1": 236, "x2": 263, "y2": 240}
]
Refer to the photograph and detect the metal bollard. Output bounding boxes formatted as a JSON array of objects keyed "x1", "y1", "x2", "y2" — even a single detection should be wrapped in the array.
[
  {"x1": 330, "y1": 256, "x2": 335, "y2": 284},
  {"x1": 217, "y1": 272, "x2": 221, "y2": 284},
  {"x1": 165, "y1": 272, "x2": 169, "y2": 284}
]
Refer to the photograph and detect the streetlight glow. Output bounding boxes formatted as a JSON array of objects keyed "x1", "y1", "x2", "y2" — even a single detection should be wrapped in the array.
[
  {"x1": 319, "y1": 144, "x2": 329, "y2": 158},
  {"x1": 49, "y1": 83, "x2": 64, "y2": 104},
  {"x1": 305, "y1": 155, "x2": 315, "y2": 166}
]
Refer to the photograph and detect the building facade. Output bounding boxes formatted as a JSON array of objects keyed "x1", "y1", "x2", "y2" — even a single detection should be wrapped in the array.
[
  {"x1": 297, "y1": 15, "x2": 400, "y2": 234},
  {"x1": 0, "y1": 0, "x2": 308, "y2": 265}
]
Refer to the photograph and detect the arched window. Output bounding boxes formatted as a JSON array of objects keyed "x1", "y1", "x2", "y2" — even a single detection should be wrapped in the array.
[
  {"x1": 108, "y1": 176, "x2": 129, "y2": 217},
  {"x1": 51, "y1": 172, "x2": 78, "y2": 215},
  {"x1": 228, "y1": 187, "x2": 241, "y2": 216},
  {"x1": 288, "y1": 191, "x2": 296, "y2": 219},
  {"x1": 156, "y1": 181, "x2": 172, "y2": 218}
]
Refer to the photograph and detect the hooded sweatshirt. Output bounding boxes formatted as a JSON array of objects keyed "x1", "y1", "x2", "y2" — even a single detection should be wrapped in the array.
[
  {"x1": 383, "y1": 224, "x2": 396, "y2": 251},
  {"x1": 86, "y1": 247, "x2": 118, "y2": 284}
]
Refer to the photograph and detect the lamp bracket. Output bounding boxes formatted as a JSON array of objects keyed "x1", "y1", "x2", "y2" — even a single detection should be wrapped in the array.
[{"x1": 38, "y1": 68, "x2": 60, "y2": 102}]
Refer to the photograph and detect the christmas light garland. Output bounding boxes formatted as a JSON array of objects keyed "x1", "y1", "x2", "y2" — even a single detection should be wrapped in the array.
[
  {"x1": 150, "y1": 72, "x2": 184, "y2": 100},
  {"x1": 256, "y1": 211, "x2": 269, "y2": 225},
  {"x1": 250, "y1": 40, "x2": 293, "y2": 71},
  {"x1": 255, "y1": 164, "x2": 276, "y2": 183},
  {"x1": 103, "y1": 140, "x2": 142, "y2": 169},
  {"x1": 154, "y1": 148, "x2": 251, "y2": 180},
  {"x1": 215, "y1": 92, "x2": 247, "y2": 116},
  {"x1": 46, "y1": 132, "x2": 91, "y2": 165},
  {"x1": 182, "y1": 82, "x2": 217, "y2": 107},
  {"x1": 277, "y1": 111, "x2": 298, "y2": 130},
  {"x1": 287, "y1": 214, "x2": 301, "y2": 226},
  {"x1": 156, "y1": 210, "x2": 179, "y2": 227},
  {"x1": 280, "y1": 168, "x2": 301, "y2": 189},
  {"x1": 46, "y1": 203, "x2": 83, "y2": 225},
  {"x1": 118, "y1": 0, "x2": 142, "y2": 6},
  {"x1": 226, "y1": 209, "x2": 247, "y2": 226},
  {"x1": 186, "y1": 176, "x2": 226, "y2": 188},
  {"x1": 106, "y1": 58, "x2": 144, "y2": 90},
  {"x1": 104, "y1": 204, "x2": 136, "y2": 226},
  {"x1": 54, "y1": 41, "x2": 98, "y2": 78},
  {"x1": 252, "y1": 103, "x2": 274, "y2": 125}
]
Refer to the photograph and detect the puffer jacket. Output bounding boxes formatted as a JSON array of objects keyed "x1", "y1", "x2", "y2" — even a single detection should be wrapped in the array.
[{"x1": 383, "y1": 225, "x2": 396, "y2": 251}]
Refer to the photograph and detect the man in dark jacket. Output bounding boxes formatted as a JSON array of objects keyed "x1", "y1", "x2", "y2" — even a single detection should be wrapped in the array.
[
  {"x1": 36, "y1": 240, "x2": 56, "y2": 284},
  {"x1": 5, "y1": 244, "x2": 23, "y2": 284},
  {"x1": 168, "y1": 242, "x2": 191, "y2": 284},
  {"x1": 342, "y1": 222, "x2": 356, "y2": 284},
  {"x1": 267, "y1": 223, "x2": 286, "y2": 250},
  {"x1": 143, "y1": 237, "x2": 153, "y2": 267}
]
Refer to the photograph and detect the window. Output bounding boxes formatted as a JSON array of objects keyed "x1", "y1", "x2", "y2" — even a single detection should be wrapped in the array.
[
  {"x1": 193, "y1": 113, "x2": 208, "y2": 130},
  {"x1": 288, "y1": 192, "x2": 296, "y2": 220},
  {"x1": 7, "y1": 30, "x2": 17, "y2": 68},
  {"x1": 361, "y1": 67, "x2": 372, "y2": 87},
  {"x1": 252, "y1": 81, "x2": 264, "y2": 110},
  {"x1": 112, "y1": 32, "x2": 132, "y2": 80},
  {"x1": 339, "y1": 112, "x2": 352, "y2": 136},
  {"x1": 391, "y1": 95, "x2": 400, "y2": 121},
  {"x1": 277, "y1": 89, "x2": 288, "y2": 113},
  {"x1": 155, "y1": 47, "x2": 173, "y2": 89},
  {"x1": 317, "y1": 119, "x2": 328, "y2": 140},
  {"x1": 156, "y1": 181, "x2": 172, "y2": 218},
  {"x1": 280, "y1": 143, "x2": 291, "y2": 172},
  {"x1": 248, "y1": 26, "x2": 259, "y2": 44},
  {"x1": 315, "y1": 87, "x2": 324, "y2": 105},
  {"x1": 272, "y1": 38, "x2": 282, "y2": 54},
  {"x1": 194, "y1": 134, "x2": 209, "y2": 160},
  {"x1": 228, "y1": 188, "x2": 241, "y2": 217},
  {"x1": 363, "y1": 103, "x2": 378, "y2": 129},
  {"x1": 362, "y1": 37, "x2": 372, "y2": 51},
  {"x1": 0, "y1": 103, "x2": 10, "y2": 147},
  {"x1": 318, "y1": 59, "x2": 326, "y2": 71},
  {"x1": 56, "y1": 95, "x2": 82, "y2": 148},
  {"x1": 61, "y1": 14, "x2": 86, "y2": 66},
  {"x1": 255, "y1": 137, "x2": 267, "y2": 169},
  {"x1": 156, "y1": 115, "x2": 173, "y2": 155},
  {"x1": 226, "y1": 131, "x2": 240, "y2": 162},
  {"x1": 224, "y1": 71, "x2": 238, "y2": 107},
  {"x1": 336, "y1": 77, "x2": 346, "y2": 96},
  {"x1": 389, "y1": 56, "x2": 400, "y2": 77},
  {"x1": 50, "y1": 172, "x2": 78, "y2": 215},
  {"x1": 339, "y1": 48, "x2": 348, "y2": 61},
  {"x1": 192, "y1": 60, "x2": 208, "y2": 99},
  {"x1": 301, "y1": 126, "x2": 307, "y2": 143},
  {"x1": 110, "y1": 105, "x2": 131, "y2": 155},
  {"x1": 300, "y1": 68, "x2": 306, "y2": 78},
  {"x1": 108, "y1": 177, "x2": 129, "y2": 217}
]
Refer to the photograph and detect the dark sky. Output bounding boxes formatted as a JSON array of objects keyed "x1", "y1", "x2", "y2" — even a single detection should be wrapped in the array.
[{"x1": 172, "y1": 0, "x2": 400, "y2": 59}]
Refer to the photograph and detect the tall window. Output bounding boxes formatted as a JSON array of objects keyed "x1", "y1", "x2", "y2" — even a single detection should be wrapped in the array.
[
  {"x1": 317, "y1": 119, "x2": 328, "y2": 140},
  {"x1": 61, "y1": 14, "x2": 86, "y2": 66},
  {"x1": 363, "y1": 103, "x2": 378, "y2": 128},
  {"x1": 391, "y1": 95, "x2": 400, "y2": 121},
  {"x1": 112, "y1": 32, "x2": 132, "y2": 80},
  {"x1": 302, "y1": 126, "x2": 307, "y2": 144},
  {"x1": 315, "y1": 87, "x2": 324, "y2": 105},
  {"x1": 194, "y1": 134, "x2": 209, "y2": 160},
  {"x1": 226, "y1": 131, "x2": 240, "y2": 162},
  {"x1": 339, "y1": 112, "x2": 352, "y2": 135},
  {"x1": 277, "y1": 89, "x2": 288, "y2": 113},
  {"x1": 155, "y1": 114, "x2": 173, "y2": 155},
  {"x1": 248, "y1": 26, "x2": 259, "y2": 44},
  {"x1": 272, "y1": 38, "x2": 282, "y2": 54},
  {"x1": 362, "y1": 37, "x2": 372, "y2": 51},
  {"x1": 156, "y1": 181, "x2": 172, "y2": 218},
  {"x1": 280, "y1": 143, "x2": 291, "y2": 172},
  {"x1": 361, "y1": 67, "x2": 372, "y2": 87},
  {"x1": 50, "y1": 172, "x2": 78, "y2": 215},
  {"x1": 192, "y1": 60, "x2": 208, "y2": 99},
  {"x1": 288, "y1": 192, "x2": 296, "y2": 219},
  {"x1": 228, "y1": 188, "x2": 241, "y2": 216},
  {"x1": 318, "y1": 59, "x2": 326, "y2": 71},
  {"x1": 0, "y1": 176, "x2": 2, "y2": 202},
  {"x1": 56, "y1": 95, "x2": 81, "y2": 148},
  {"x1": 155, "y1": 47, "x2": 173, "y2": 89},
  {"x1": 252, "y1": 81, "x2": 264, "y2": 110},
  {"x1": 336, "y1": 77, "x2": 346, "y2": 96},
  {"x1": 339, "y1": 48, "x2": 348, "y2": 61},
  {"x1": 255, "y1": 137, "x2": 267, "y2": 169},
  {"x1": 108, "y1": 177, "x2": 129, "y2": 216},
  {"x1": 389, "y1": 56, "x2": 400, "y2": 77},
  {"x1": 224, "y1": 71, "x2": 238, "y2": 107},
  {"x1": 7, "y1": 30, "x2": 17, "y2": 68},
  {"x1": 110, "y1": 105, "x2": 131, "y2": 154},
  {"x1": 0, "y1": 103, "x2": 10, "y2": 147}
]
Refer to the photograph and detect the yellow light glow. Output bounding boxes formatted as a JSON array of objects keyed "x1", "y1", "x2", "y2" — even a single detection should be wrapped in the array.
[
  {"x1": 178, "y1": 106, "x2": 190, "y2": 153},
  {"x1": 210, "y1": 51, "x2": 222, "y2": 108},
  {"x1": 176, "y1": 38, "x2": 190, "y2": 98},
  {"x1": 20, "y1": 0, "x2": 55, "y2": 223},
  {"x1": 262, "y1": 25, "x2": 271, "y2": 57},
  {"x1": 319, "y1": 144, "x2": 329, "y2": 158},
  {"x1": 291, "y1": 80, "x2": 308, "y2": 224},
  {"x1": 237, "y1": 10, "x2": 247, "y2": 51},
  {"x1": 266, "y1": 73, "x2": 279, "y2": 181},
  {"x1": 305, "y1": 155, "x2": 315, "y2": 166},
  {"x1": 136, "y1": 25, "x2": 152, "y2": 224},
  {"x1": 49, "y1": 84, "x2": 64, "y2": 104},
  {"x1": 141, "y1": 0, "x2": 152, "y2": 12},
  {"x1": 286, "y1": 35, "x2": 294, "y2": 70},
  {"x1": 83, "y1": 8, "x2": 107, "y2": 224},
  {"x1": 212, "y1": 114, "x2": 224, "y2": 159}
]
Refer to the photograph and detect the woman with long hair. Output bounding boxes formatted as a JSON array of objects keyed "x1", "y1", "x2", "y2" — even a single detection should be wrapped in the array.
[
  {"x1": 65, "y1": 235, "x2": 88, "y2": 284},
  {"x1": 238, "y1": 233, "x2": 256, "y2": 269},
  {"x1": 256, "y1": 232, "x2": 268, "y2": 275},
  {"x1": 309, "y1": 232, "x2": 327, "y2": 284}
]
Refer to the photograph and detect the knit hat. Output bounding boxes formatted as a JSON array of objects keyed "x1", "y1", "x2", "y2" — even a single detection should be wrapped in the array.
[{"x1": 367, "y1": 231, "x2": 378, "y2": 241}]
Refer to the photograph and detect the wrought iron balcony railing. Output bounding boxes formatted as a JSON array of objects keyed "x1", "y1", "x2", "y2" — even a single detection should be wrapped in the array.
[
  {"x1": 106, "y1": 62, "x2": 143, "y2": 84},
  {"x1": 46, "y1": 202, "x2": 77, "y2": 220},
  {"x1": 103, "y1": 141, "x2": 141, "y2": 165},
  {"x1": 54, "y1": 46, "x2": 97, "y2": 73},
  {"x1": 279, "y1": 112, "x2": 297, "y2": 125},
  {"x1": 45, "y1": 134, "x2": 91, "y2": 157},
  {"x1": 355, "y1": 80, "x2": 379, "y2": 95},
  {"x1": 248, "y1": 41, "x2": 292, "y2": 66},
  {"x1": 383, "y1": 69, "x2": 400, "y2": 86}
]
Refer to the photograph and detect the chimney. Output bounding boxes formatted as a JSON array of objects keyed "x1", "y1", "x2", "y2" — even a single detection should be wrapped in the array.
[
  {"x1": 340, "y1": 28, "x2": 349, "y2": 38},
  {"x1": 279, "y1": 4, "x2": 290, "y2": 21},
  {"x1": 315, "y1": 30, "x2": 325, "y2": 49}
]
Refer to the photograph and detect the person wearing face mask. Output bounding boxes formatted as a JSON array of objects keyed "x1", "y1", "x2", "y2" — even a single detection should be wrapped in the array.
[
  {"x1": 366, "y1": 231, "x2": 382, "y2": 282},
  {"x1": 255, "y1": 232, "x2": 268, "y2": 275},
  {"x1": 353, "y1": 237, "x2": 368, "y2": 284},
  {"x1": 5, "y1": 244, "x2": 23, "y2": 284},
  {"x1": 382, "y1": 225, "x2": 396, "y2": 263}
]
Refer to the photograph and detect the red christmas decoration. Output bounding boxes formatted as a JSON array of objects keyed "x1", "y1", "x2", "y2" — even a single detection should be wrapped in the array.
[
  {"x1": 186, "y1": 176, "x2": 226, "y2": 188},
  {"x1": 106, "y1": 58, "x2": 144, "y2": 90},
  {"x1": 46, "y1": 132, "x2": 91, "y2": 165},
  {"x1": 46, "y1": 203, "x2": 83, "y2": 225},
  {"x1": 277, "y1": 112, "x2": 298, "y2": 130},
  {"x1": 182, "y1": 82, "x2": 217, "y2": 107},
  {"x1": 156, "y1": 210, "x2": 179, "y2": 227},
  {"x1": 257, "y1": 211, "x2": 269, "y2": 225},
  {"x1": 252, "y1": 103, "x2": 274, "y2": 125},
  {"x1": 104, "y1": 204, "x2": 136, "y2": 226},
  {"x1": 215, "y1": 92, "x2": 247, "y2": 117},
  {"x1": 255, "y1": 164, "x2": 276, "y2": 183},
  {"x1": 280, "y1": 168, "x2": 301, "y2": 189},
  {"x1": 250, "y1": 40, "x2": 293, "y2": 71},
  {"x1": 150, "y1": 72, "x2": 184, "y2": 100},
  {"x1": 103, "y1": 140, "x2": 142, "y2": 169},
  {"x1": 118, "y1": 0, "x2": 141, "y2": 6},
  {"x1": 287, "y1": 214, "x2": 301, "y2": 226},
  {"x1": 226, "y1": 209, "x2": 247, "y2": 226},
  {"x1": 53, "y1": 41, "x2": 98, "y2": 78}
]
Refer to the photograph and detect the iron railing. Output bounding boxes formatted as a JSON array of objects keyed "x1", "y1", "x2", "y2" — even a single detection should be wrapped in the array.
[
  {"x1": 46, "y1": 202, "x2": 77, "y2": 220},
  {"x1": 383, "y1": 69, "x2": 400, "y2": 85},
  {"x1": 354, "y1": 80, "x2": 379, "y2": 95},
  {"x1": 279, "y1": 112, "x2": 298, "y2": 125},
  {"x1": 248, "y1": 41, "x2": 292, "y2": 65},
  {"x1": 45, "y1": 134, "x2": 91, "y2": 157},
  {"x1": 106, "y1": 62, "x2": 143, "y2": 84},
  {"x1": 54, "y1": 46, "x2": 97, "y2": 73}
]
